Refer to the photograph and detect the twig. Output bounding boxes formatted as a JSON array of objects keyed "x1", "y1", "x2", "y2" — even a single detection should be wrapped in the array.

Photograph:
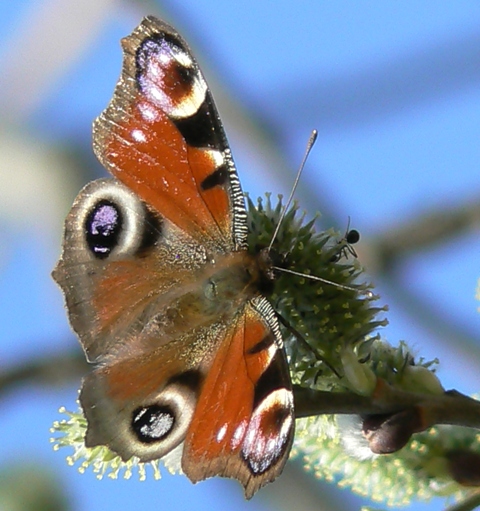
[
  {"x1": 294, "y1": 380, "x2": 480, "y2": 430},
  {"x1": 443, "y1": 490, "x2": 480, "y2": 511}
]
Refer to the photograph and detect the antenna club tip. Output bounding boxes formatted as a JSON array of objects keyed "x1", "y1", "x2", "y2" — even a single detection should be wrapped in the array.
[{"x1": 307, "y1": 130, "x2": 318, "y2": 150}]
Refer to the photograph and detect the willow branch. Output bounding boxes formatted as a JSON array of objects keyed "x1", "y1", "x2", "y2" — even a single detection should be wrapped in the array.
[
  {"x1": 444, "y1": 490, "x2": 480, "y2": 511},
  {"x1": 294, "y1": 380, "x2": 480, "y2": 430}
]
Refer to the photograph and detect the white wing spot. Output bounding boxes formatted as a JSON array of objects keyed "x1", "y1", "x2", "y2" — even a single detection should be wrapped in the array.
[
  {"x1": 231, "y1": 420, "x2": 247, "y2": 449},
  {"x1": 206, "y1": 149, "x2": 224, "y2": 169},
  {"x1": 173, "y1": 47, "x2": 194, "y2": 68},
  {"x1": 132, "y1": 129, "x2": 147, "y2": 143},
  {"x1": 138, "y1": 102, "x2": 159, "y2": 122},
  {"x1": 216, "y1": 424, "x2": 227, "y2": 443}
]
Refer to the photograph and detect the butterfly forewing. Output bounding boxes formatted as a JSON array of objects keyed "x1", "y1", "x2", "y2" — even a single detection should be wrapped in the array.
[
  {"x1": 93, "y1": 16, "x2": 247, "y2": 252},
  {"x1": 183, "y1": 297, "x2": 294, "y2": 498}
]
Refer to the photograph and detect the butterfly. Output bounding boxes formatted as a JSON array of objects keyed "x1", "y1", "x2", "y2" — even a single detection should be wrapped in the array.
[{"x1": 53, "y1": 16, "x2": 294, "y2": 498}]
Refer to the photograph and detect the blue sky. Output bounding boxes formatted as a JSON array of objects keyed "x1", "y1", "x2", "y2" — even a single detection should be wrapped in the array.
[{"x1": 1, "y1": 1, "x2": 479, "y2": 510}]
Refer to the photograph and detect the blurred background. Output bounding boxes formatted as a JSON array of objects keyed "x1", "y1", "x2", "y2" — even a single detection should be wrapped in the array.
[{"x1": 1, "y1": 1, "x2": 479, "y2": 510}]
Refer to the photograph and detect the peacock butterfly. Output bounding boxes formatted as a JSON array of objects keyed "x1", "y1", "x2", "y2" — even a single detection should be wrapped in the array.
[{"x1": 53, "y1": 16, "x2": 295, "y2": 498}]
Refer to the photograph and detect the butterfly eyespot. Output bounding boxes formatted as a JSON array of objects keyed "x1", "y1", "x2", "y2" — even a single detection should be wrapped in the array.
[
  {"x1": 136, "y1": 33, "x2": 207, "y2": 120},
  {"x1": 72, "y1": 179, "x2": 163, "y2": 261},
  {"x1": 241, "y1": 388, "x2": 294, "y2": 475},
  {"x1": 132, "y1": 404, "x2": 175, "y2": 444},
  {"x1": 85, "y1": 200, "x2": 122, "y2": 259},
  {"x1": 114, "y1": 373, "x2": 201, "y2": 460}
]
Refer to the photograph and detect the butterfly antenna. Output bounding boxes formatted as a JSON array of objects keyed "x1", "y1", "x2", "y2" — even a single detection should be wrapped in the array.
[
  {"x1": 266, "y1": 131, "x2": 370, "y2": 297},
  {"x1": 272, "y1": 266, "x2": 372, "y2": 296},
  {"x1": 267, "y1": 129, "x2": 318, "y2": 253}
]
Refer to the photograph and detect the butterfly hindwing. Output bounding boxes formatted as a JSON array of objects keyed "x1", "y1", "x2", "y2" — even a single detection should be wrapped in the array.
[
  {"x1": 52, "y1": 178, "x2": 214, "y2": 362},
  {"x1": 79, "y1": 325, "x2": 218, "y2": 463}
]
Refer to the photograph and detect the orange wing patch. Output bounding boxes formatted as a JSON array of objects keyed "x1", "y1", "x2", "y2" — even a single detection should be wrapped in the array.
[{"x1": 95, "y1": 101, "x2": 230, "y2": 248}]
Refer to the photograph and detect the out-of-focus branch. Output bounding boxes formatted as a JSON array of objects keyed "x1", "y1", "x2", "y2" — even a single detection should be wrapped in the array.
[
  {"x1": 356, "y1": 196, "x2": 480, "y2": 369},
  {"x1": 363, "y1": 195, "x2": 480, "y2": 272},
  {"x1": 0, "y1": 348, "x2": 87, "y2": 399},
  {"x1": 8, "y1": 348, "x2": 480, "y2": 432}
]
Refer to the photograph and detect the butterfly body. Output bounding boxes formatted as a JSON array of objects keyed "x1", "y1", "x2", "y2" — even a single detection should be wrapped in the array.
[{"x1": 53, "y1": 16, "x2": 294, "y2": 498}]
